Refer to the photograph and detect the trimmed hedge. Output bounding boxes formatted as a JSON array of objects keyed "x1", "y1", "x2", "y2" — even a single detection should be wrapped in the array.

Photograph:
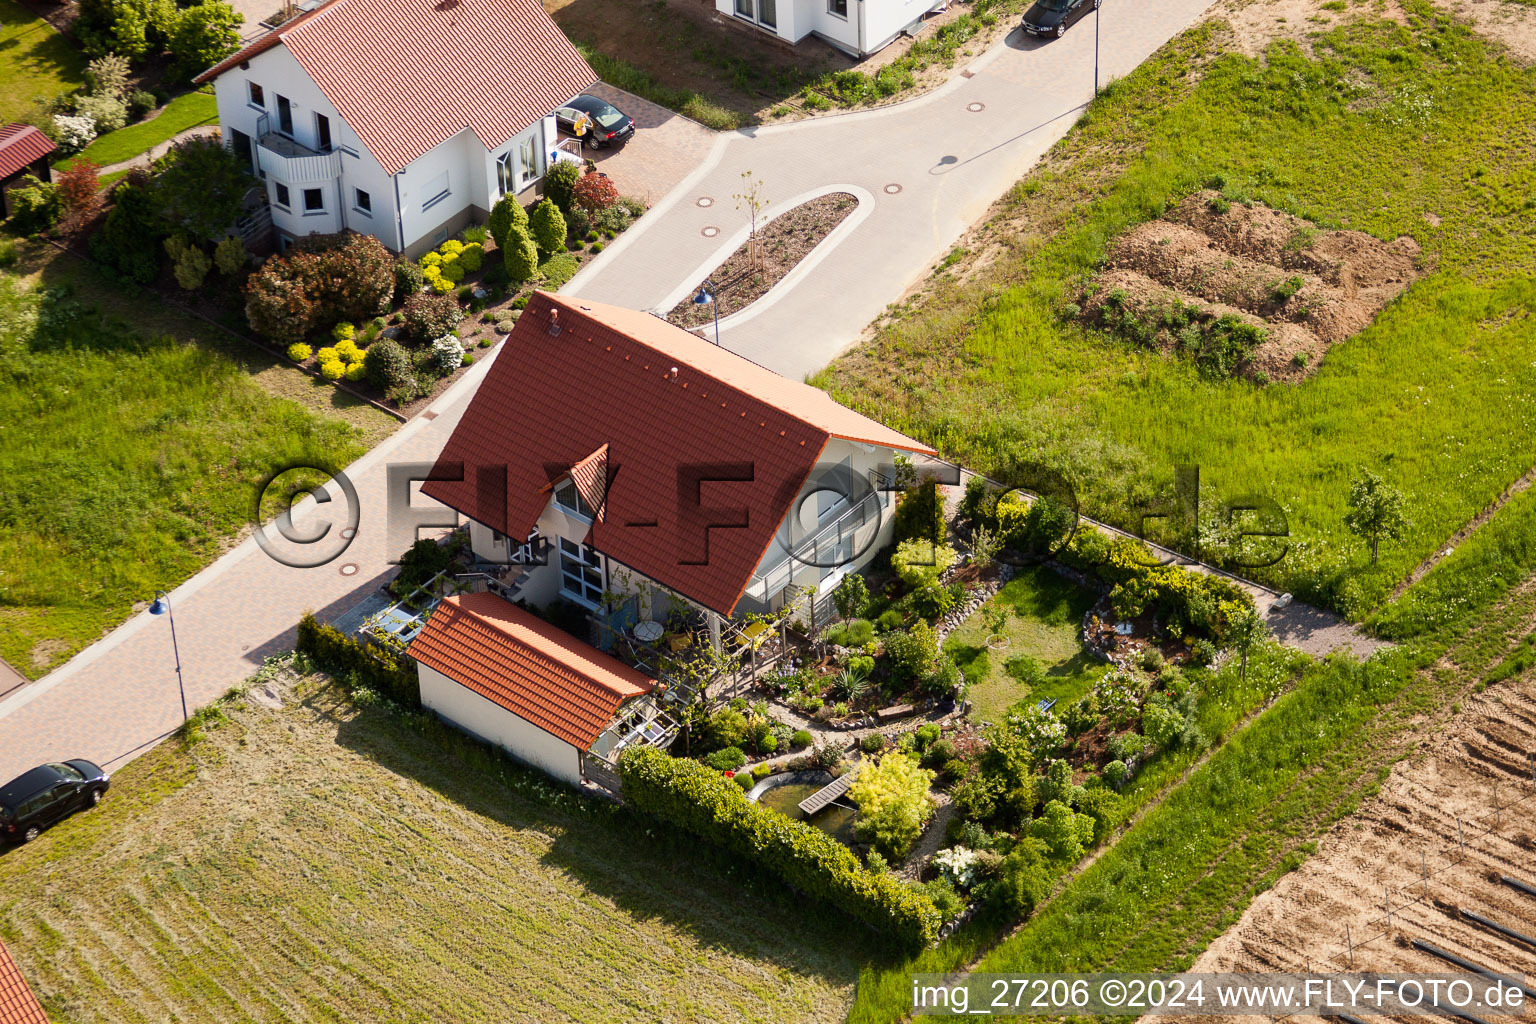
[
  {"x1": 618, "y1": 747, "x2": 940, "y2": 950},
  {"x1": 296, "y1": 612, "x2": 420, "y2": 706}
]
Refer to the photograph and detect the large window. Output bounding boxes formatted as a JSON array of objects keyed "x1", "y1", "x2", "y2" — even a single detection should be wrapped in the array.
[
  {"x1": 276, "y1": 94, "x2": 293, "y2": 135},
  {"x1": 554, "y1": 481, "x2": 595, "y2": 520},
  {"x1": 559, "y1": 538, "x2": 604, "y2": 606},
  {"x1": 496, "y1": 151, "x2": 515, "y2": 195},
  {"x1": 314, "y1": 113, "x2": 331, "y2": 152},
  {"x1": 517, "y1": 135, "x2": 539, "y2": 188}
]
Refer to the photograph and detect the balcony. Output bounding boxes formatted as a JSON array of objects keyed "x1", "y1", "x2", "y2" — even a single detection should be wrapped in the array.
[
  {"x1": 743, "y1": 471, "x2": 891, "y2": 609},
  {"x1": 257, "y1": 131, "x2": 341, "y2": 185}
]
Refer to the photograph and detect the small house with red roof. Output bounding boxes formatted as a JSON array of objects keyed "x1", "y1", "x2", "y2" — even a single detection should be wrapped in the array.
[
  {"x1": 0, "y1": 124, "x2": 56, "y2": 221},
  {"x1": 404, "y1": 293, "x2": 935, "y2": 787},
  {"x1": 193, "y1": 0, "x2": 595, "y2": 256}
]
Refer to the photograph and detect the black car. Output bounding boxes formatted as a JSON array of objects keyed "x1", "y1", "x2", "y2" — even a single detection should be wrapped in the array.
[
  {"x1": 1021, "y1": 0, "x2": 1097, "y2": 38},
  {"x1": 1, "y1": 760, "x2": 110, "y2": 844},
  {"x1": 554, "y1": 95, "x2": 635, "y2": 150}
]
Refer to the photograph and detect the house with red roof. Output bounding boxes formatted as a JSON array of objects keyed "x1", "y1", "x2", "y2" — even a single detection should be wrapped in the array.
[
  {"x1": 0, "y1": 937, "x2": 47, "y2": 1024},
  {"x1": 404, "y1": 292, "x2": 935, "y2": 787},
  {"x1": 0, "y1": 124, "x2": 56, "y2": 221},
  {"x1": 194, "y1": 0, "x2": 595, "y2": 256}
]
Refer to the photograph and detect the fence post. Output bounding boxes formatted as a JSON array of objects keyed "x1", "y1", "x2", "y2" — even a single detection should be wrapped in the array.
[
  {"x1": 1346, "y1": 923, "x2": 1355, "y2": 967},
  {"x1": 1385, "y1": 887, "x2": 1392, "y2": 930},
  {"x1": 1422, "y1": 850, "x2": 1429, "y2": 900},
  {"x1": 1457, "y1": 817, "x2": 1465, "y2": 861}
]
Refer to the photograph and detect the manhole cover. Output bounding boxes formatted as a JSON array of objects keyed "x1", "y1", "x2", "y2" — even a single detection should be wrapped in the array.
[
  {"x1": 339, "y1": 563, "x2": 359, "y2": 577},
  {"x1": 701, "y1": 225, "x2": 720, "y2": 238},
  {"x1": 967, "y1": 101, "x2": 985, "y2": 112},
  {"x1": 883, "y1": 183, "x2": 902, "y2": 195},
  {"x1": 696, "y1": 196, "x2": 714, "y2": 207}
]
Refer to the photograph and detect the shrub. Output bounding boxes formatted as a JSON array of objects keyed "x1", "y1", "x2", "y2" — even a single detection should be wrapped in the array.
[
  {"x1": 213, "y1": 236, "x2": 247, "y2": 275},
  {"x1": 393, "y1": 259, "x2": 424, "y2": 301},
  {"x1": 458, "y1": 242, "x2": 484, "y2": 273},
  {"x1": 127, "y1": 88, "x2": 156, "y2": 120},
  {"x1": 286, "y1": 342, "x2": 312, "y2": 362},
  {"x1": 825, "y1": 618, "x2": 875, "y2": 648},
  {"x1": 462, "y1": 224, "x2": 487, "y2": 244},
  {"x1": 245, "y1": 233, "x2": 394, "y2": 341},
  {"x1": 850, "y1": 752, "x2": 936, "y2": 860},
  {"x1": 1141, "y1": 699, "x2": 1186, "y2": 750},
  {"x1": 860, "y1": 733, "x2": 886, "y2": 755},
  {"x1": 734, "y1": 772, "x2": 755, "y2": 790},
  {"x1": 892, "y1": 477, "x2": 945, "y2": 545},
  {"x1": 318, "y1": 357, "x2": 345, "y2": 380},
  {"x1": 75, "y1": 92, "x2": 126, "y2": 133},
  {"x1": 85, "y1": 53, "x2": 131, "y2": 98},
  {"x1": 833, "y1": 572, "x2": 869, "y2": 620},
  {"x1": 921, "y1": 737, "x2": 957, "y2": 770},
  {"x1": 876, "y1": 609, "x2": 904, "y2": 632},
  {"x1": 488, "y1": 193, "x2": 528, "y2": 249},
  {"x1": 703, "y1": 746, "x2": 747, "y2": 771},
  {"x1": 1029, "y1": 799, "x2": 1095, "y2": 861},
  {"x1": 571, "y1": 171, "x2": 619, "y2": 213},
  {"x1": 1102, "y1": 759, "x2": 1129, "y2": 787},
  {"x1": 170, "y1": 242, "x2": 212, "y2": 289},
  {"x1": 891, "y1": 538, "x2": 958, "y2": 590},
  {"x1": 618, "y1": 748, "x2": 939, "y2": 950},
  {"x1": 89, "y1": 173, "x2": 157, "y2": 279},
  {"x1": 295, "y1": 612, "x2": 418, "y2": 705},
  {"x1": 990, "y1": 836, "x2": 1052, "y2": 916},
  {"x1": 55, "y1": 161, "x2": 103, "y2": 227},
  {"x1": 333, "y1": 338, "x2": 363, "y2": 364},
  {"x1": 502, "y1": 224, "x2": 539, "y2": 283},
  {"x1": 431, "y1": 333, "x2": 465, "y2": 373},
  {"x1": 921, "y1": 876, "x2": 965, "y2": 921},
  {"x1": 1189, "y1": 638, "x2": 1218, "y2": 667},
  {"x1": 1106, "y1": 731, "x2": 1147, "y2": 762},
  {"x1": 331, "y1": 321, "x2": 355, "y2": 343},
  {"x1": 544, "y1": 160, "x2": 581, "y2": 213},
  {"x1": 363, "y1": 335, "x2": 413, "y2": 392},
  {"x1": 400, "y1": 291, "x2": 463, "y2": 344},
  {"x1": 885, "y1": 620, "x2": 940, "y2": 681},
  {"x1": 705, "y1": 708, "x2": 749, "y2": 750},
  {"x1": 912, "y1": 582, "x2": 956, "y2": 620},
  {"x1": 53, "y1": 114, "x2": 97, "y2": 156},
  {"x1": 156, "y1": 135, "x2": 252, "y2": 243},
  {"x1": 791, "y1": 729, "x2": 813, "y2": 749},
  {"x1": 528, "y1": 197, "x2": 567, "y2": 254}
]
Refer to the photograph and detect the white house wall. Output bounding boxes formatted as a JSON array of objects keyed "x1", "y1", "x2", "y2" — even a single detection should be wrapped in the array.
[
  {"x1": 713, "y1": 0, "x2": 941, "y2": 53},
  {"x1": 417, "y1": 663, "x2": 585, "y2": 787},
  {"x1": 860, "y1": 0, "x2": 946, "y2": 54}
]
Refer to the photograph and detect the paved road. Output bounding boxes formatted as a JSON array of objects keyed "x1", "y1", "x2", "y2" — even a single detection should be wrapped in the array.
[
  {"x1": 565, "y1": 0, "x2": 1218, "y2": 379},
  {"x1": 0, "y1": 2, "x2": 1228, "y2": 783}
]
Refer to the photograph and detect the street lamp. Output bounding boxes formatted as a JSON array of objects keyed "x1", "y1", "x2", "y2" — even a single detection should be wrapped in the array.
[
  {"x1": 693, "y1": 279, "x2": 721, "y2": 347},
  {"x1": 1094, "y1": 0, "x2": 1102, "y2": 95},
  {"x1": 149, "y1": 590, "x2": 188, "y2": 724}
]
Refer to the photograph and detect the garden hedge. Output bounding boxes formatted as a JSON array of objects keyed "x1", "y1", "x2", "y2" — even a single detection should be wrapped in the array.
[
  {"x1": 618, "y1": 747, "x2": 940, "y2": 950},
  {"x1": 296, "y1": 612, "x2": 419, "y2": 706}
]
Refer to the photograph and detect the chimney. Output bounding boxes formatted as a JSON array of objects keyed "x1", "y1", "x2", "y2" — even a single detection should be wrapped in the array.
[
  {"x1": 668, "y1": 366, "x2": 679, "y2": 382},
  {"x1": 546, "y1": 307, "x2": 561, "y2": 336}
]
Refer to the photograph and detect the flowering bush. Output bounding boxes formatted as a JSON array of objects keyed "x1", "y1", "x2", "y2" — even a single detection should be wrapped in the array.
[
  {"x1": 53, "y1": 114, "x2": 98, "y2": 155},
  {"x1": 1003, "y1": 701, "x2": 1066, "y2": 757},
  {"x1": 571, "y1": 171, "x2": 619, "y2": 213},
  {"x1": 401, "y1": 292, "x2": 463, "y2": 344},
  {"x1": 431, "y1": 334, "x2": 464, "y2": 373},
  {"x1": 1093, "y1": 671, "x2": 1142, "y2": 728},
  {"x1": 287, "y1": 343, "x2": 312, "y2": 362},
  {"x1": 933, "y1": 846, "x2": 981, "y2": 888}
]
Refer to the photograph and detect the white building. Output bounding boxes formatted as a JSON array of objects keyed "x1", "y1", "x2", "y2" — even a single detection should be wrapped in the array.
[
  {"x1": 716, "y1": 0, "x2": 946, "y2": 57},
  {"x1": 194, "y1": 0, "x2": 596, "y2": 256}
]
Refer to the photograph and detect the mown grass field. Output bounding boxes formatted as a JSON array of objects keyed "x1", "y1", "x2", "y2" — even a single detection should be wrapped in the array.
[
  {"x1": 0, "y1": 243, "x2": 396, "y2": 677},
  {"x1": 944, "y1": 567, "x2": 1104, "y2": 722},
  {"x1": 815, "y1": 5, "x2": 1536, "y2": 622},
  {"x1": 0, "y1": 669, "x2": 865, "y2": 1023},
  {"x1": 0, "y1": 0, "x2": 82, "y2": 125}
]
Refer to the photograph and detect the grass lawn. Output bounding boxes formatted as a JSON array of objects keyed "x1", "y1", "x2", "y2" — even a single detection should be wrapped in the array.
[
  {"x1": 0, "y1": 667, "x2": 866, "y2": 1023},
  {"x1": 943, "y1": 567, "x2": 1103, "y2": 722},
  {"x1": 0, "y1": 0, "x2": 83, "y2": 125},
  {"x1": 56, "y1": 92, "x2": 218, "y2": 171},
  {"x1": 815, "y1": 7, "x2": 1536, "y2": 622},
  {"x1": 0, "y1": 242, "x2": 397, "y2": 678}
]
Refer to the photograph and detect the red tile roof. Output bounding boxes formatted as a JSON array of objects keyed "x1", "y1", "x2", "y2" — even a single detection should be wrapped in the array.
[
  {"x1": 0, "y1": 938, "x2": 46, "y2": 1024},
  {"x1": 196, "y1": 0, "x2": 596, "y2": 175},
  {"x1": 421, "y1": 293, "x2": 936, "y2": 615},
  {"x1": 409, "y1": 592, "x2": 651, "y2": 749},
  {"x1": 0, "y1": 124, "x2": 56, "y2": 180}
]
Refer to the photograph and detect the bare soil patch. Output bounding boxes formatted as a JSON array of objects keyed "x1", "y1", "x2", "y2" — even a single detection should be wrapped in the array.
[
  {"x1": 1211, "y1": 0, "x2": 1409, "y2": 59},
  {"x1": 1080, "y1": 190, "x2": 1424, "y2": 381},
  {"x1": 1153, "y1": 667, "x2": 1536, "y2": 1024},
  {"x1": 667, "y1": 192, "x2": 858, "y2": 327}
]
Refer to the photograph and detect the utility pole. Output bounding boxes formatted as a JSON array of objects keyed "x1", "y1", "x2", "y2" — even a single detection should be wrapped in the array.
[{"x1": 1094, "y1": 0, "x2": 1102, "y2": 95}]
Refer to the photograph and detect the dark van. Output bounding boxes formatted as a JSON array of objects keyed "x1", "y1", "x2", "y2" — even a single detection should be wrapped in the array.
[{"x1": 1, "y1": 761, "x2": 110, "y2": 844}]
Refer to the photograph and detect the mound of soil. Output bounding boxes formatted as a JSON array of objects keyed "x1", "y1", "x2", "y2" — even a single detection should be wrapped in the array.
[{"x1": 1081, "y1": 191, "x2": 1423, "y2": 382}]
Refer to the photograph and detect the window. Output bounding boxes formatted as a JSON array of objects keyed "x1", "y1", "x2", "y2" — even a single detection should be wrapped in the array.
[
  {"x1": 517, "y1": 135, "x2": 539, "y2": 188},
  {"x1": 421, "y1": 170, "x2": 450, "y2": 210},
  {"x1": 230, "y1": 129, "x2": 254, "y2": 173},
  {"x1": 554, "y1": 481, "x2": 595, "y2": 520},
  {"x1": 276, "y1": 94, "x2": 293, "y2": 135},
  {"x1": 354, "y1": 188, "x2": 372, "y2": 214},
  {"x1": 247, "y1": 81, "x2": 265, "y2": 107},
  {"x1": 734, "y1": 0, "x2": 751, "y2": 16},
  {"x1": 828, "y1": 0, "x2": 846, "y2": 15},
  {"x1": 303, "y1": 187, "x2": 324, "y2": 213},
  {"x1": 315, "y1": 112, "x2": 331, "y2": 152},
  {"x1": 559, "y1": 537, "x2": 604, "y2": 606},
  {"x1": 496, "y1": 151, "x2": 515, "y2": 195},
  {"x1": 273, "y1": 182, "x2": 291, "y2": 208}
]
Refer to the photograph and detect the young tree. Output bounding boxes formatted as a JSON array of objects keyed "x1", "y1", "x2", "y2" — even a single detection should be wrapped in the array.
[
  {"x1": 733, "y1": 169, "x2": 769, "y2": 268},
  {"x1": 55, "y1": 160, "x2": 102, "y2": 230},
  {"x1": 167, "y1": 1, "x2": 242, "y2": 79},
  {"x1": 1343, "y1": 468, "x2": 1407, "y2": 565},
  {"x1": 849, "y1": 752, "x2": 936, "y2": 860},
  {"x1": 156, "y1": 135, "x2": 252, "y2": 242},
  {"x1": 571, "y1": 171, "x2": 618, "y2": 213},
  {"x1": 527, "y1": 197, "x2": 566, "y2": 255},
  {"x1": 543, "y1": 160, "x2": 580, "y2": 214},
  {"x1": 1224, "y1": 606, "x2": 1269, "y2": 683},
  {"x1": 832, "y1": 571, "x2": 868, "y2": 620}
]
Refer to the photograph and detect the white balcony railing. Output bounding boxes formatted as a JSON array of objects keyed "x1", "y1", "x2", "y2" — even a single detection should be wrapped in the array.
[
  {"x1": 744, "y1": 471, "x2": 891, "y2": 608},
  {"x1": 257, "y1": 132, "x2": 341, "y2": 185}
]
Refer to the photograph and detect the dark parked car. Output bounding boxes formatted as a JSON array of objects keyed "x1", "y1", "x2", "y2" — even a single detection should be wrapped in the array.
[
  {"x1": 554, "y1": 95, "x2": 635, "y2": 150},
  {"x1": 1021, "y1": 0, "x2": 1097, "y2": 38},
  {"x1": 1, "y1": 760, "x2": 110, "y2": 843}
]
